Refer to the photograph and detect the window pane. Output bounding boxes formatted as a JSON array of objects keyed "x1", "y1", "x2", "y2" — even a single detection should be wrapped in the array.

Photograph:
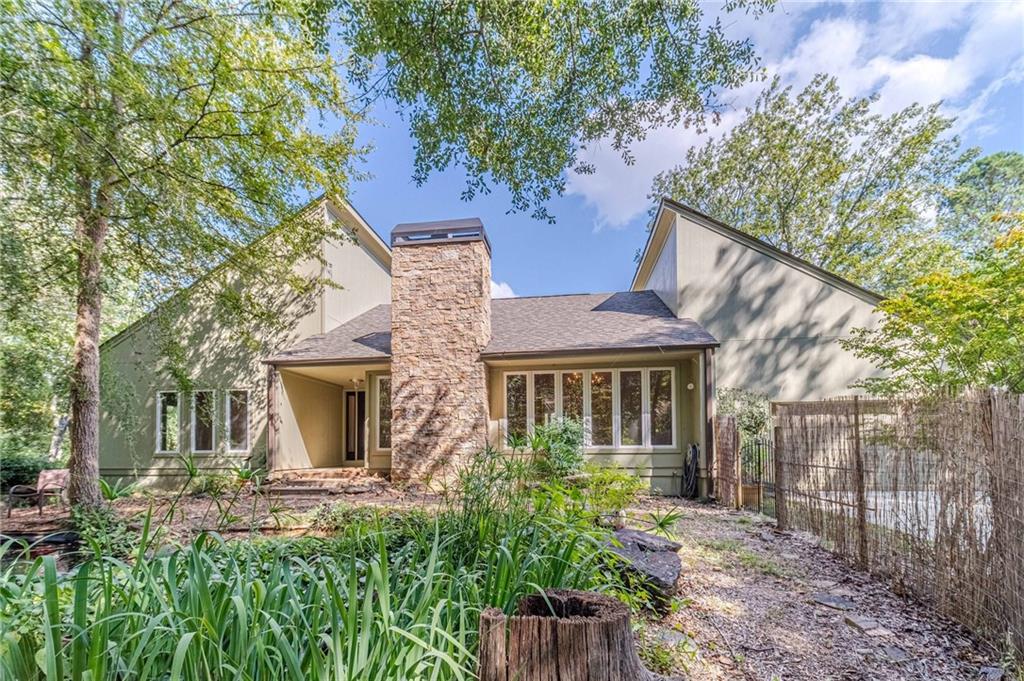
[
  {"x1": 650, "y1": 370, "x2": 674, "y2": 446},
  {"x1": 193, "y1": 391, "x2": 215, "y2": 452},
  {"x1": 378, "y1": 376, "x2": 392, "y2": 449},
  {"x1": 505, "y1": 375, "x2": 527, "y2": 441},
  {"x1": 620, "y1": 371, "x2": 642, "y2": 446},
  {"x1": 561, "y1": 372, "x2": 584, "y2": 423},
  {"x1": 159, "y1": 393, "x2": 179, "y2": 452},
  {"x1": 590, "y1": 371, "x2": 613, "y2": 447},
  {"x1": 228, "y1": 391, "x2": 249, "y2": 451},
  {"x1": 534, "y1": 373, "x2": 555, "y2": 427}
]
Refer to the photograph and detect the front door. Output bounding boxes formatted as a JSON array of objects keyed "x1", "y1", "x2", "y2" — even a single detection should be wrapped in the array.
[{"x1": 344, "y1": 390, "x2": 366, "y2": 462}]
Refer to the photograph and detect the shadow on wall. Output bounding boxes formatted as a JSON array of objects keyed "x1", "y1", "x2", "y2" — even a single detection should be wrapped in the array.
[
  {"x1": 102, "y1": 270, "x2": 321, "y2": 474},
  {"x1": 391, "y1": 376, "x2": 489, "y2": 483},
  {"x1": 678, "y1": 242, "x2": 881, "y2": 399}
]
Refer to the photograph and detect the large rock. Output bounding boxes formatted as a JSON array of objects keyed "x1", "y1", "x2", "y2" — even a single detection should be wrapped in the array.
[{"x1": 608, "y1": 529, "x2": 682, "y2": 611}]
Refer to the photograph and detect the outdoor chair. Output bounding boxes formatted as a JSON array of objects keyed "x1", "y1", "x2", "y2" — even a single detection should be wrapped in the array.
[{"x1": 6, "y1": 468, "x2": 69, "y2": 516}]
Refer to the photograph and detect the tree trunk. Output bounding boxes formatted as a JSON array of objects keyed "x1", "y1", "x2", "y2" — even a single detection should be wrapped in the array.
[
  {"x1": 478, "y1": 590, "x2": 679, "y2": 681},
  {"x1": 68, "y1": 206, "x2": 107, "y2": 508}
]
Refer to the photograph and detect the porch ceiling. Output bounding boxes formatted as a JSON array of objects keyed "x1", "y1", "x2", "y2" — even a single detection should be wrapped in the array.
[{"x1": 279, "y1": 362, "x2": 389, "y2": 387}]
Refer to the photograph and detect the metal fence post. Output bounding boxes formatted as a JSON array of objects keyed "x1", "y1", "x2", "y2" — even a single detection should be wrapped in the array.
[{"x1": 773, "y1": 421, "x2": 787, "y2": 531}]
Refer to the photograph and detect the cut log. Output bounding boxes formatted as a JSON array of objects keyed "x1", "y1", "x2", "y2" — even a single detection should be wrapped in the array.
[{"x1": 478, "y1": 589, "x2": 680, "y2": 681}]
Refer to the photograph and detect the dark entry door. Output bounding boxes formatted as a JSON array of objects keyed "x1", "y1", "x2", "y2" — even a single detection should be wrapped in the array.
[{"x1": 344, "y1": 390, "x2": 366, "y2": 461}]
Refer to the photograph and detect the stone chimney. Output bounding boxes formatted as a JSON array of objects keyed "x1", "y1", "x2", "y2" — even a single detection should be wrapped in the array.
[{"x1": 389, "y1": 218, "x2": 491, "y2": 481}]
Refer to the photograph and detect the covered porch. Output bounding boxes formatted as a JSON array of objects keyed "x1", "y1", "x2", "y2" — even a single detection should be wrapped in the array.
[{"x1": 266, "y1": 361, "x2": 392, "y2": 475}]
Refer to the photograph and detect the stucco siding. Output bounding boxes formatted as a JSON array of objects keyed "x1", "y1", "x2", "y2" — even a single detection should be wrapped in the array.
[
  {"x1": 671, "y1": 212, "x2": 882, "y2": 400},
  {"x1": 276, "y1": 372, "x2": 345, "y2": 469},
  {"x1": 647, "y1": 222, "x2": 679, "y2": 315},
  {"x1": 321, "y1": 235, "x2": 391, "y2": 332},
  {"x1": 99, "y1": 201, "x2": 392, "y2": 485}
]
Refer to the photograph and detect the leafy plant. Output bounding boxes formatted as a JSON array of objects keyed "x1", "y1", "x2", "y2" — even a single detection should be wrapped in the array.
[
  {"x1": 98, "y1": 477, "x2": 136, "y2": 501},
  {"x1": 529, "y1": 418, "x2": 586, "y2": 479},
  {"x1": 577, "y1": 462, "x2": 647, "y2": 518},
  {"x1": 645, "y1": 508, "x2": 685, "y2": 539},
  {"x1": 716, "y1": 387, "x2": 771, "y2": 439},
  {"x1": 0, "y1": 446, "x2": 50, "y2": 492},
  {"x1": 71, "y1": 504, "x2": 137, "y2": 559}
]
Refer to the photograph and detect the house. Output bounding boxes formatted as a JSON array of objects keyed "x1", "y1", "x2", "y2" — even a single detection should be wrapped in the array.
[{"x1": 98, "y1": 197, "x2": 881, "y2": 496}]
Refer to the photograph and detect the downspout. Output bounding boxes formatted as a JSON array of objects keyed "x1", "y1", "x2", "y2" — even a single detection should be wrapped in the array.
[
  {"x1": 266, "y1": 365, "x2": 279, "y2": 473},
  {"x1": 703, "y1": 347, "x2": 716, "y2": 498}
]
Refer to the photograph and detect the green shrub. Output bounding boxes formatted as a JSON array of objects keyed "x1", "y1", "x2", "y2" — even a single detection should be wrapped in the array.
[
  {"x1": 71, "y1": 504, "x2": 137, "y2": 559},
  {"x1": 190, "y1": 471, "x2": 232, "y2": 496},
  {"x1": 0, "y1": 445, "x2": 635, "y2": 680},
  {"x1": 577, "y1": 462, "x2": 646, "y2": 516},
  {"x1": 529, "y1": 417, "x2": 585, "y2": 478},
  {"x1": 0, "y1": 447, "x2": 50, "y2": 492}
]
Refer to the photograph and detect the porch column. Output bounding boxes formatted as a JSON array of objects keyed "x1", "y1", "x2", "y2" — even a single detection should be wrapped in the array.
[{"x1": 703, "y1": 347, "x2": 716, "y2": 498}]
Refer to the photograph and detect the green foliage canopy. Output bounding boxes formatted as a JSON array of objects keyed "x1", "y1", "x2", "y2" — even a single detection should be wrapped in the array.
[
  {"x1": 336, "y1": 0, "x2": 773, "y2": 221},
  {"x1": 650, "y1": 74, "x2": 972, "y2": 293},
  {"x1": 940, "y1": 151, "x2": 1024, "y2": 255},
  {"x1": 842, "y1": 216, "x2": 1024, "y2": 395}
]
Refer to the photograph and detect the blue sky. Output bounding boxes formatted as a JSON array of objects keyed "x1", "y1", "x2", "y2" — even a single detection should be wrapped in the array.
[{"x1": 345, "y1": 1, "x2": 1024, "y2": 299}]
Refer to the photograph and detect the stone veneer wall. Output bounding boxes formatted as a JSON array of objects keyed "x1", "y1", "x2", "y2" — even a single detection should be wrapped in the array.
[{"x1": 389, "y1": 239, "x2": 491, "y2": 481}]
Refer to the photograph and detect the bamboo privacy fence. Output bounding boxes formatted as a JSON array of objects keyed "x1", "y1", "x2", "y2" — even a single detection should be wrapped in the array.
[{"x1": 772, "y1": 390, "x2": 1024, "y2": 653}]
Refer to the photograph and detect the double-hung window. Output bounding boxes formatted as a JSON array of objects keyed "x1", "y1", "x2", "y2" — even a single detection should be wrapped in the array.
[
  {"x1": 503, "y1": 368, "x2": 676, "y2": 450},
  {"x1": 226, "y1": 390, "x2": 250, "y2": 452},
  {"x1": 191, "y1": 390, "x2": 216, "y2": 453},
  {"x1": 156, "y1": 391, "x2": 180, "y2": 454}
]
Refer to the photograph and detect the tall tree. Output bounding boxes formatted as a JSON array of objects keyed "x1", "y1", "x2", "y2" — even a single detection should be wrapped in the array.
[
  {"x1": 1, "y1": 0, "x2": 768, "y2": 505},
  {"x1": 650, "y1": 74, "x2": 972, "y2": 293},
  {"x1": 940, "y1": 151, "x2": 1024, "y2": 255},
  {"x1": 842, "y1": 214, "x2": 1024, "y2": 395}
]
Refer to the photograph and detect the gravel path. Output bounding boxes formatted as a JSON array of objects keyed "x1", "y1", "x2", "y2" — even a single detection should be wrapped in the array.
[{"x1": 640, "y1": 500, "x2": 1009, "y2": 681}]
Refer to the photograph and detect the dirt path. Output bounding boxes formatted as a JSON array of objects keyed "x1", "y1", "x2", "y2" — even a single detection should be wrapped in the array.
[{"x1": 643, "y1": 500, "x2": 1007, "y2": 681}]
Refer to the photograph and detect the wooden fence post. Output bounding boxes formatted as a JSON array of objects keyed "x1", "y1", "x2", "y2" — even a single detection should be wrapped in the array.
[
  {"x1": 773, "y1": 421, "x2": 787, "y2": 531},
  {"x1": 852, "y1": 396, "x2": 868, "y2": 570}
]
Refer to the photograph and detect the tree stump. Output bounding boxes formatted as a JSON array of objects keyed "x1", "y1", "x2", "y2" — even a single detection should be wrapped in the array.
[{"x1": 478, "y1": 589, "x2": 679, "y2": 681}]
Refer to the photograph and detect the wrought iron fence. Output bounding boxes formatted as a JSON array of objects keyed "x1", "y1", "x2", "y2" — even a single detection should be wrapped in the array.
[{"x1": 739, "y1": 436, "x2": 775, "y2": 516}]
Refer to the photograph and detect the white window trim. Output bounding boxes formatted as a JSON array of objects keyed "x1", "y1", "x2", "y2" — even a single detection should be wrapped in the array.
[
  {"x1": 648, "y1": 367, "x2": 678, "y2": 450},
  {"x1": 374, "y1": 374, "x2": 392, "y2": 451},
  {"x1": 501, "y1": 367, "x2": 678, "y2": 453},
  {"x1": 190, "y1": 390, "x2": 216, "y2": 454},
  {"x1": 155, "y1": 391, "x2": 180, "y2": 455},
  {"x1": 501, "y1": 372, "x2": 529, "y2": 444},
  {"x1": 225, "y1": 389, "x2": 251, "y2": 453}
]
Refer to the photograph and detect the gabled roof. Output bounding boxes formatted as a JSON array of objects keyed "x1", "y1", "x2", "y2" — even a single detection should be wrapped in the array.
[
  {"x1": 100, "y1": 196, "x2": 390, "y2": 352},
  {"x1": 632, "y1": 198, "x2": 883, "y2": 306},
  {"x1": 264, "y1": 290, "x2": 718, "y2": 365}
]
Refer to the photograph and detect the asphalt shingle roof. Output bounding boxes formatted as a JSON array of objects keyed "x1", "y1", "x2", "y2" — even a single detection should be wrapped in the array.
[{"x1": 264, "y1": 290, "x2": 717, "y2": 365}]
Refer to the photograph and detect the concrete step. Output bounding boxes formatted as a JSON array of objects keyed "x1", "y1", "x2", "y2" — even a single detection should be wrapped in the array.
[{"x1": 270, "y1": 467, "x2": 384, "y2": 482}]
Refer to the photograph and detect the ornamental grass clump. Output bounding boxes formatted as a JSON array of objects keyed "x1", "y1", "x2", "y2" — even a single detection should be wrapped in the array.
[{"x1": 0, "y1": 447, "x2": 628, "y2": 680}]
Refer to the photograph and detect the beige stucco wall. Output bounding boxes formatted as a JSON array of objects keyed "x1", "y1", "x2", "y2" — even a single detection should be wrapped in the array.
[
  {"x1": 486, "y1": 354, "x2": 703, "y2": 495},
  {"x1": 637, "y1": 210, "x2": 882, "y2": 400},
  {"x1": 98, "y1": 201, "x2": 392, "y2": 487},
  {"x1": 276, "y1": 372, "x2": 345, "y2": 469},
  {"x1": 647, "y1": 222, "x2": 678, "y2": 314}
]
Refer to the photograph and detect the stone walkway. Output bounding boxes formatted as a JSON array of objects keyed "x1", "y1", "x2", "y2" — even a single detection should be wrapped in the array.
[{"x1": 640, "y1": 500, "x2": 1010, "y2": 680}]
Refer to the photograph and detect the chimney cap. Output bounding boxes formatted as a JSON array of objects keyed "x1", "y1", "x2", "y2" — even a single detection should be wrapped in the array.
[{"x1": 391, "y1": 217, "x2": 490, "y2": 254}]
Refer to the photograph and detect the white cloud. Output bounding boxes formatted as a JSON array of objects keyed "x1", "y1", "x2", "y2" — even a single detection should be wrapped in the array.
[
  {"x1": 565, "y1": 1, "x2": 1024, "y2": 228},
  {"x1": 490, "y1": 280, "x2": 516, "y2": 298}
]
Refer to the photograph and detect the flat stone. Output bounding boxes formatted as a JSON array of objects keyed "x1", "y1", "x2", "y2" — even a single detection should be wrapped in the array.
[
  {"x1": 844, "y1": 615, "x2": 880, "y2": 633},
  {"x1": 654, "y1": 628, "x2": 691, "y2": 647},
  {"x1": 811, "y1": 593, "x2": 856, "y2": 611},
  {"x1": 608, "y1": 528, "x2": 682, "y2": 612},
  {"x1": 865, "y1": 627, "x2": 894, "y2": 638},
  {"x1": 882, "y1": 646, "x2": 912, "y2": 663},
  {"x1": 979, "y1": 666, "x2": 1005, "y2": 680}
]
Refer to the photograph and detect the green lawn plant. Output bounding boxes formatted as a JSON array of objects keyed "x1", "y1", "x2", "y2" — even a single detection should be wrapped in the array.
[{"x1": 0, "y1": 446, "x2": 639, "y2": 680}]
